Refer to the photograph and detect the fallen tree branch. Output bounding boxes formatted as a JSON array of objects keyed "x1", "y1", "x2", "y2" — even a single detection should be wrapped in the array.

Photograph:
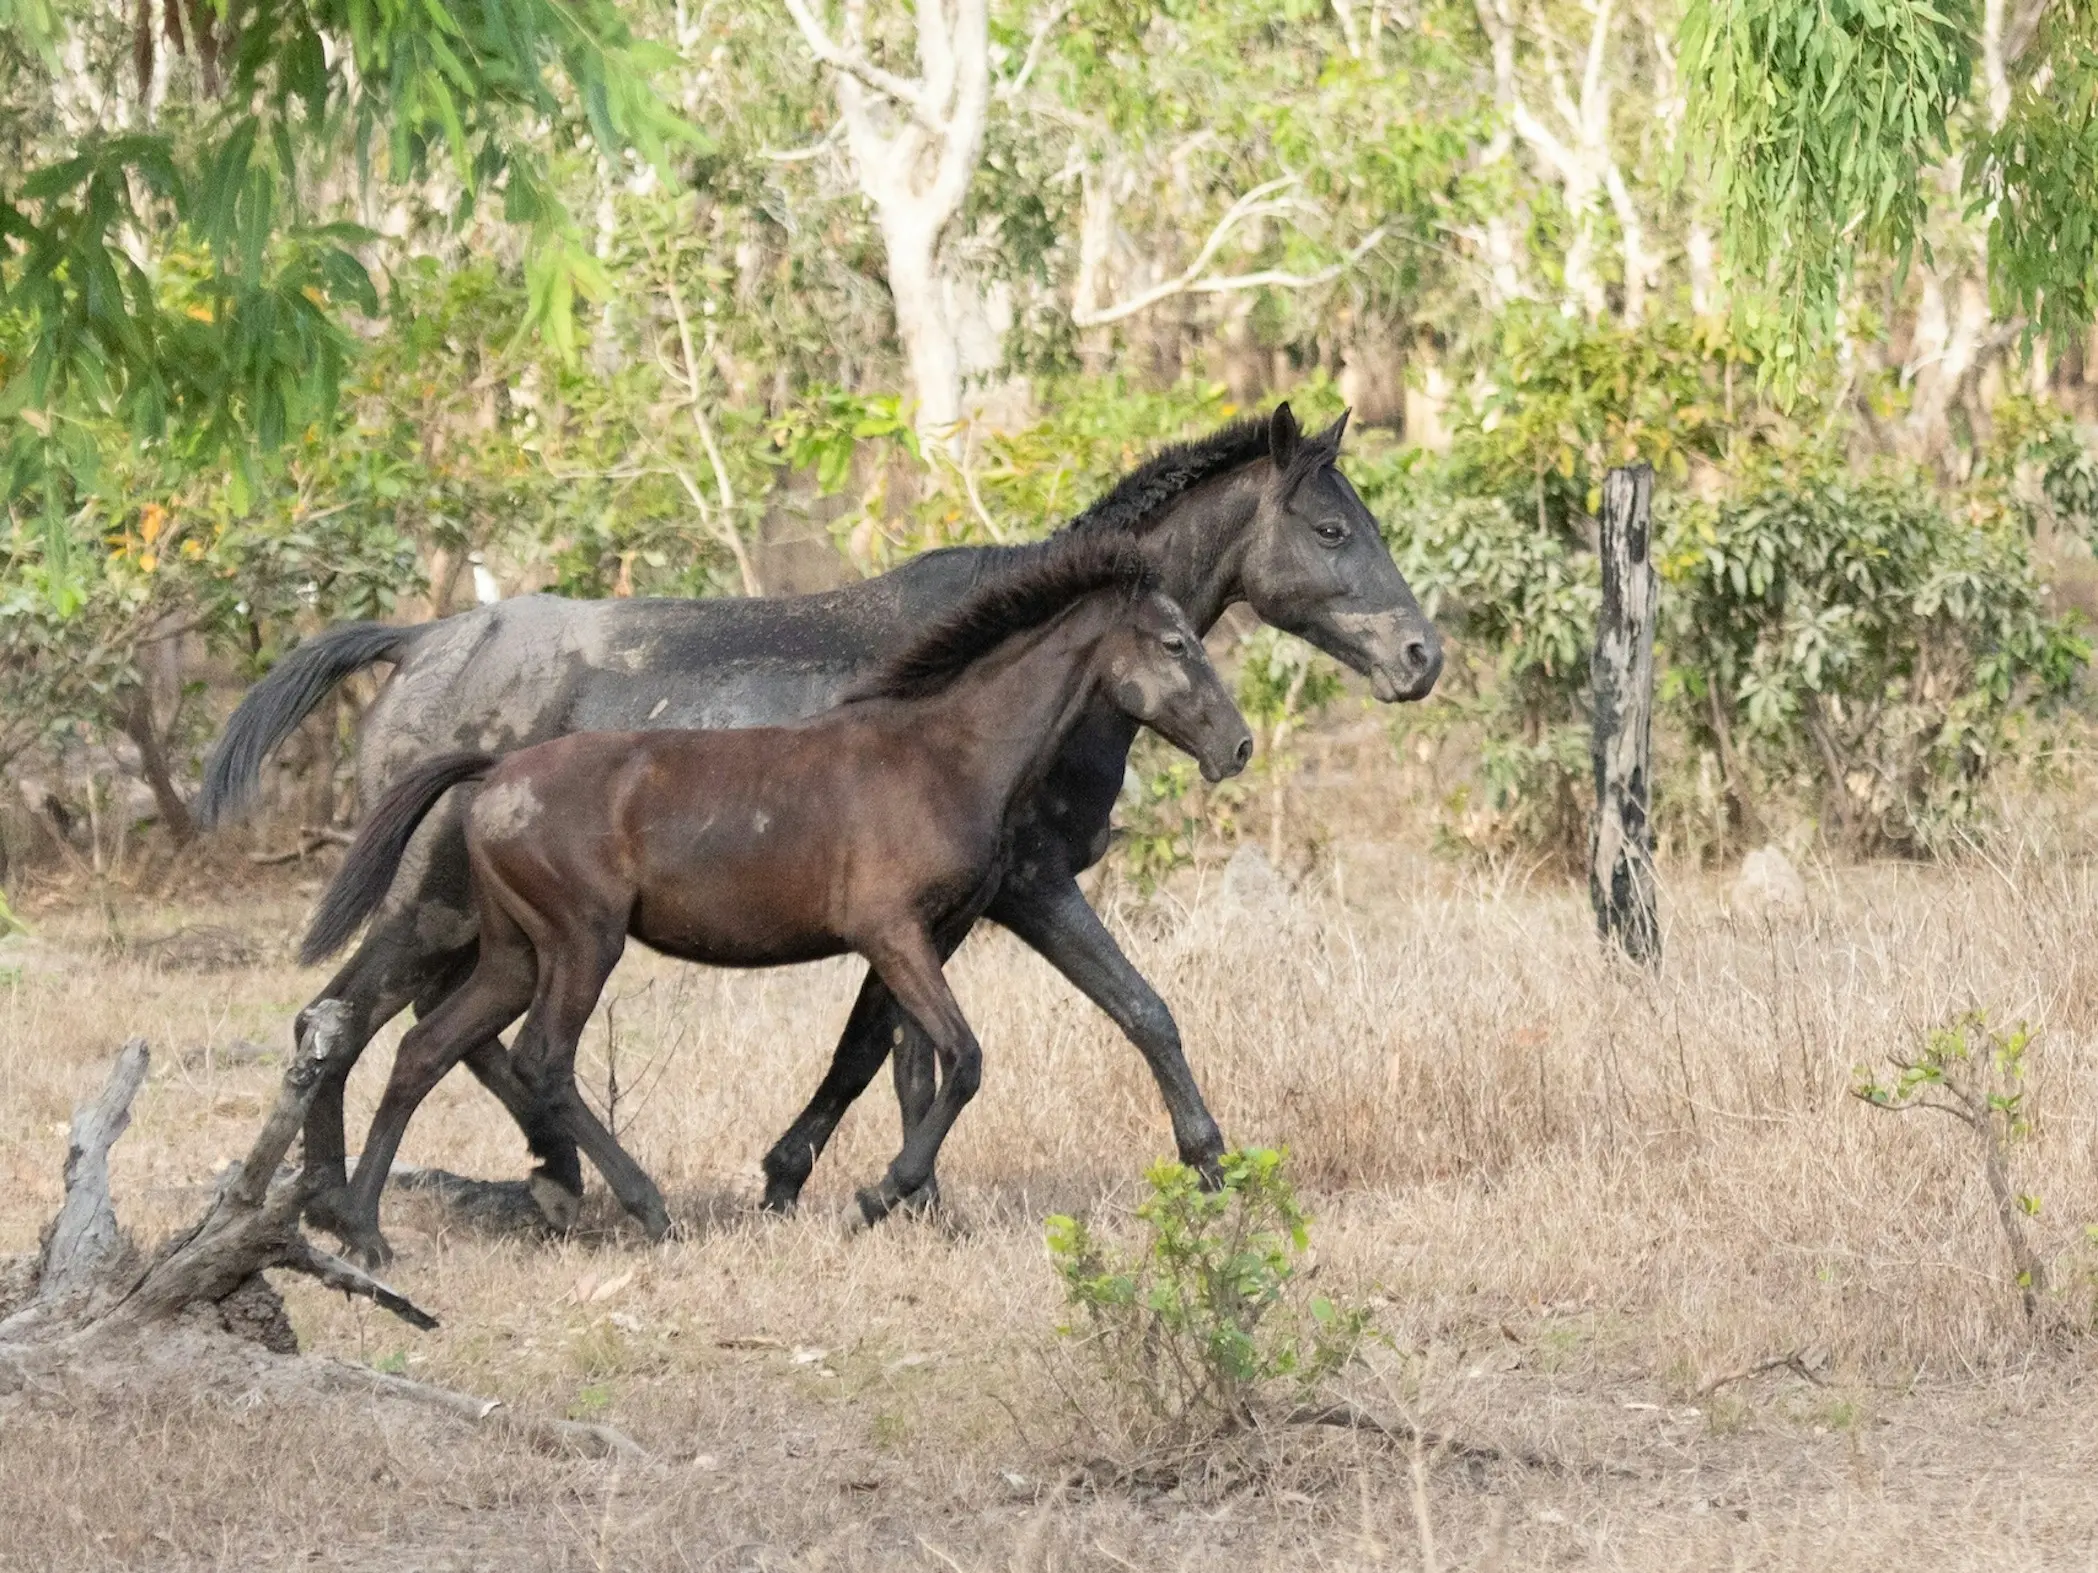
[
  {"x1": 324, "y1": 1366, "x2": 646, "y2": 1459},
  {"x1": 0, "y1": 1024, "x2": 659, "y2": 1462},
  {"x1": 36, "y1": 1038, "x2": 149, "y2": 1306},
  {"x1": 247, "y1": 829, "x2": 353, "y2": 865},
  {"x1": 1283, "y1": 1400, "x2": 1557, "y2": 1471},
  {"x1": 1696, "y1": 1349, "x2": 1829, "y2": 1399}
]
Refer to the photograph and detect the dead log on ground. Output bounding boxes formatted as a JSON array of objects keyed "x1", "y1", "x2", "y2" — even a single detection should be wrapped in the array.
[{"x1": 0, "y1": 1007, "x2": 640, "y2": 1458}]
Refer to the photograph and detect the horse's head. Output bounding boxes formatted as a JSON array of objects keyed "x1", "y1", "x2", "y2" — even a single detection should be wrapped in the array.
[
  {"x1": 1100, "y1": 590, "x2": 1253, "y2": 784},
  {"x1": 1237, "y1": 404, "x2": 1442, "y2": 703}
]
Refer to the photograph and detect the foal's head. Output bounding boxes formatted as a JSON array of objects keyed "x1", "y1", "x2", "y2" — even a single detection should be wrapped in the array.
[
  {"x1": 847, "y1": 535, "x2": 1252, "y2": 783},
  {"x1": 1095, "y1": 587, "x2": 1252, "y2": 783}
]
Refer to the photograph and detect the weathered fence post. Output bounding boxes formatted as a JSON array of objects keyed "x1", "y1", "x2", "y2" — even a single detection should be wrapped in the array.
[{"x1": 1590, "y1": 463, "x2": 1659, "y2": 964}]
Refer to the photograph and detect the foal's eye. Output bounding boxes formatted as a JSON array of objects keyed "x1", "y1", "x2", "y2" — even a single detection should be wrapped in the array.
[
  {"x1": 1161, "y1": 633, "x2": 1188, "y2": 655},
  {"x1": 1312, "y1": 519, "x2": 1348, "y2": 546}
]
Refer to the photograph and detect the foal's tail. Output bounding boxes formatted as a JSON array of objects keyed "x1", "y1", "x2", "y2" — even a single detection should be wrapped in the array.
[
  {"x1": 300, "y1": 752, "x2": 497, "y2": 966},
  {"x1": 197, "y1": 621, "x2": 421, "y2": 830}
]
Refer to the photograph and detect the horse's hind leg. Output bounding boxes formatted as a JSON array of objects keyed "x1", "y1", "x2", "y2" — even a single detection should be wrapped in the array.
[
  {"x1": 759, "y1": 915, "x2": 975, "y2": 1213},
  {"x1": 337, "y1": 945, "x2": 538, "y2": 1267}
]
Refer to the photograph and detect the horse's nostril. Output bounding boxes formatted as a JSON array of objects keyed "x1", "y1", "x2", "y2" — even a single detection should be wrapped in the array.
[
  {"x1": 1234, "y1": 736, "x2": 1254, "y2": 767},
  {"x1": 1402, "y1": 636, "x2": 1430, "y2": 670}
]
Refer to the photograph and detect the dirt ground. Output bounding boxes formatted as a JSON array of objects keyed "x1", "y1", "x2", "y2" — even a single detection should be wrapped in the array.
[{"x1": 8, "y1": 793, "x2": 2098, "y2": 1569}]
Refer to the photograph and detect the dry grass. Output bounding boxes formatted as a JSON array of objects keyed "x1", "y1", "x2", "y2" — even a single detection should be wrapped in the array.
[{"x1": 8, "y1": 801, "x2": 2098, "y2": 1568}]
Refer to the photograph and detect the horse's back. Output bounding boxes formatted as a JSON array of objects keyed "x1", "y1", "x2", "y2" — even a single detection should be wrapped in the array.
[{"x1": 353, "y1": 554, "x2": 997, "y2": 802}]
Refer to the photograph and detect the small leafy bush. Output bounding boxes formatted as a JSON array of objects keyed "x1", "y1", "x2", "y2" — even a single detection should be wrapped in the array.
[
  {"x1": 1045, "y1": 1149, "x2": 1370, "y2": 1442},
  {"x1": 1663, "y1": 461, "x2": 2088, "y2": 854},
  {"x1": 1854, "y1": 1011, "x2": 2048, "y2": 1319}
]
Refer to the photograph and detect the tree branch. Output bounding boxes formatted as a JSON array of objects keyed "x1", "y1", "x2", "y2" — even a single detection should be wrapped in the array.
[
  {"x1": 997, "y1": 0, "x2": 1071, "y2": 100},
  {"x1": 781, "y1": 0, "x2": 950, "y2": 136},
  {"x1": 1073, "y1": 177, "x2": 1385, "y2": 328}
]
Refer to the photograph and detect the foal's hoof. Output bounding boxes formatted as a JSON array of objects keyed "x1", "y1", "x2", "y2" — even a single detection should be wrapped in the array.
[{"x1": 529, "y1": 1173, "x2": 584, "y2": 1233}]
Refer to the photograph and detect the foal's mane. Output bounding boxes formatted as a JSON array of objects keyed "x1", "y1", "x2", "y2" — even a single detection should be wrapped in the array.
[{"x1": 847, "y1": 534, "x2": 1158, "y2": 703}]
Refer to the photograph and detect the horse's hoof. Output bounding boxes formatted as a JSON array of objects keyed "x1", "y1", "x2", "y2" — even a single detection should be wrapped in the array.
[
  {"x1": 346, "y1": 1232, "x2": 395, "y2": 1271},
  {"x1": 846, "y1": 1186, "x2": 890, "y2": 1232},
  {"x1": 896, "y1": 1181, "x2": 942, "y2": 1220},
  {"x1": 529, "y1": 1173, "x2": 583, "y2": 1232}
]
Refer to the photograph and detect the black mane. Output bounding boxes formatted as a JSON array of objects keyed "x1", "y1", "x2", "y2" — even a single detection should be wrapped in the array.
[
  {"x1": 1062, "y1": 415, "x2": 1274, "y2": 536},
  {"x1": 848, "y1": 533, "x2": 1158, "y2": 702}
]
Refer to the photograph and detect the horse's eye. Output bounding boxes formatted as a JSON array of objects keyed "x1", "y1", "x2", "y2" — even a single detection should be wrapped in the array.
[
  {"x1": 1162, "y1": 633, "x2": 1188, "y2": 655},
  {"x1": 1313, "y1": 519, "x2": 1348, "y2": 546}
]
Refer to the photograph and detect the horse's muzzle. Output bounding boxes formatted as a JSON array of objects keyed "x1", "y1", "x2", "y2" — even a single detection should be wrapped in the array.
[
  {"x1": 1370, "y1": 628, "x2": 1443, "y2": 703},
  {"x1": 1202, "y1": 732, "x2": 1255, "y2": 783}
]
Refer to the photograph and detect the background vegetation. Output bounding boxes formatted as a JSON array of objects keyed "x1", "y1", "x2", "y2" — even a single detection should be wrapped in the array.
[{"x1": 7, "y1": 0, "x2": 2098, "y2": 881}]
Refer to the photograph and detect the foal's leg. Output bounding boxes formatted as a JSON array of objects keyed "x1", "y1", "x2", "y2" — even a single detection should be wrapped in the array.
[
  {"x1": 759, "y1": 914, "x2": 974, "y2": 1212},
  {"x1": 296, "y1": 922, "x2": 449, "y2": 1239},
  {"x1": 337, "y1": 948, "x2": 538, "y2": 1267},
  {"x1": 852, "y1": 927, "x2": 986, "y2": 1227},
  {"x1": 988, "y1": 872, "x2": 1226, "y2": 1182},
  {"x1": 508, "y1": 929, "x2": 675, "y2": 1242}
]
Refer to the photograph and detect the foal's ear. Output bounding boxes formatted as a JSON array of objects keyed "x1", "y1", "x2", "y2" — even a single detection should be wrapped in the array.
[{"x1": 1268, "y1": 403, "x2": 1302, "y2": 471}]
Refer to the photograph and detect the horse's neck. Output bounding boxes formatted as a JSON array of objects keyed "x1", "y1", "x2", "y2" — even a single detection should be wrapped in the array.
[
  {"x1": 1135, "y1": 469, "x2": 1262, "y2": 636},
  {"x1": 919, "y1": 614, "x2": 1107, "y2": 811}
]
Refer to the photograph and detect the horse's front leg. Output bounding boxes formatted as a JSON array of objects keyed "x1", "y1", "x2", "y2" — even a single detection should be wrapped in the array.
[
  {"x1": 759, "y1": 916, "x2": 975, "y2": 1213},
  {"x1": 986, "y1": 870, "x2": 1226, "y2": 1184}
]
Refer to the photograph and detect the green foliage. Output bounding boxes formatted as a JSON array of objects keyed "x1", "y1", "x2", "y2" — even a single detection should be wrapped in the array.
[
  {"x1": 1045, "y1": 1149, "x2": 1369, "y2": 1439},
  {"x1": 1970, "y1": 8, "x2": 2098, "y2": 346},
  {"x1": 1235, "y1": 627, "x2": 1343, "y2": 734},
  {"x1": 1374, "y1": 311, "x2": 2090, "y2": 862},
  {"x1": 1112, "y1": 733, "x2": 1244, "y2": 893},
  {"x1": 1447, "y1": 307, "x2": 1739, "y2": 535},
  {"x1": 1662, "y1": 458, "x2": 2087, "y2": 852},
  {"x1": 1855, "y1": 1008, "x2": 2032, "y2": 1134},
  {"x1": 1683, "y1": 0, "x2": 1975, "y2": 358},
  {"x1": 1855, "y1": 1009, "x2": 2050, "y2": 1317},
  {"x1": 0, "y1": 0, "x2": 700, "y2": 510}
]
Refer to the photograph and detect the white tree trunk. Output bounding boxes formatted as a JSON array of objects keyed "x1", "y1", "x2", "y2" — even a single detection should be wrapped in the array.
[
  {"x1": 1477, "y1": 0, "x2": 1633, "y2": 321},
  {"x1": 783, "y1": 0, "x2": 990, "y2": 455},
  {"x1": 882, "y1": 211, "x2": 965, "y2": 440}
]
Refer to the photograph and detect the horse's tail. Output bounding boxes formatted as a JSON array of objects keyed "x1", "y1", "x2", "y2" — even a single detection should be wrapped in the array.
[
  {"x1": 300, "y1": 752, "x2": 497, "y2": 966},
  {"x1": 197, "y1": 622, "x2": 420, "y2": 830}
]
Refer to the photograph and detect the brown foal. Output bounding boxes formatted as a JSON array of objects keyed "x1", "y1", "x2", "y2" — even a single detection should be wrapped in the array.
[{"x1": 303, "y1": 540, "x2": 1253, "y2": 1265}]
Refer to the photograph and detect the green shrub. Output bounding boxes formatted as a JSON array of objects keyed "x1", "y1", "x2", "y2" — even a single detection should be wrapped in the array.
[
  {"x1": 1045, "y1": 1148, "x2": 1370, "y2": 1442},
  {"x1": 1662, "y1": 461, "x2": 2088, "y2": 854}
]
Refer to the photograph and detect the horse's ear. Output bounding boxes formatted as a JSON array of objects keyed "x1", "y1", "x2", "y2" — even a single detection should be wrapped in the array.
[
  {"x1": 1269, "y1": 403, "x2": 1301, "y2": 470},
  {"x1": 1315, "y1": 408, "x2": 1351, "y2": 455}
]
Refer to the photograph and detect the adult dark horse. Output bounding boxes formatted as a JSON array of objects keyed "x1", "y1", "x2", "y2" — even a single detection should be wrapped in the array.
[
  {"x1": 300, "y1": 542, "x2": 1252, "y2": 1264},
  {"x1": 197, "y1": 405, "x2": 1442, "y2": 1235}
]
